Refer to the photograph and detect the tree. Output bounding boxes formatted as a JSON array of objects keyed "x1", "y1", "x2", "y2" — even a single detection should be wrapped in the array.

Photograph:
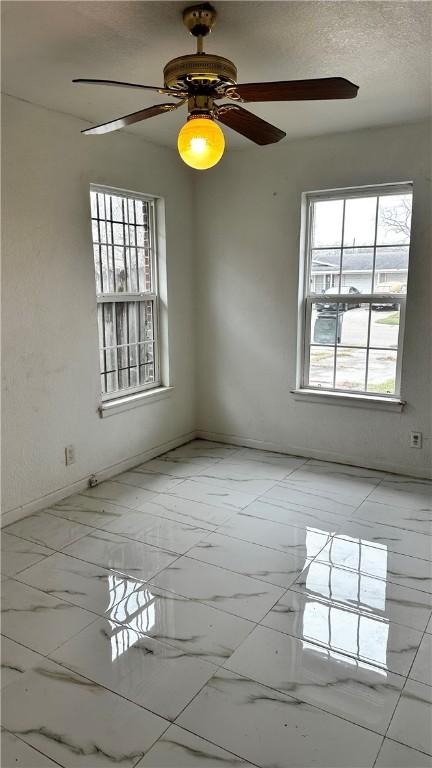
[{"x1": 379, "y1": 197, "x2": 411, "y2": 240}]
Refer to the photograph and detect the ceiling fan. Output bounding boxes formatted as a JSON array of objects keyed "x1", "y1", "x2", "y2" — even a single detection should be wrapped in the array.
[{"x1": 74, "y1": 2, "x2": 359, "y2": 170}]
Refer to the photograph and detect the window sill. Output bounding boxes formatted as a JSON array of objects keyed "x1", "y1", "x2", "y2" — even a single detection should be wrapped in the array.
[
  {"x1": 99, "y1": 386, "x2": 174, "y2": 418},
  {"x1": 291, "y1": 388, "x2": 405, "y2": 412}
]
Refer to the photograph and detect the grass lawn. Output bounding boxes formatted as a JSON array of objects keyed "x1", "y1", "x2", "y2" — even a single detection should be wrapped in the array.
[
  {"x1": 368, "y1": 378, "x2": 395, "y2": 393},
  {"x1": 376, "y1": 312, "x2": 399, "y2": 325}
]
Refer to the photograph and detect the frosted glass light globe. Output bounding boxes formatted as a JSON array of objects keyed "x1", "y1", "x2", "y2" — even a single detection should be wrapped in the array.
[{"x1": 178, "y1": 117, "x2": 225, "y2": 170}]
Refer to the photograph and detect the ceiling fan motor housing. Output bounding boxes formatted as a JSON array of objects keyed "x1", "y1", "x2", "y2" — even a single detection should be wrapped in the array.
[{"x1": 163, "y1": 53, "x2": 237, "y2": 91}]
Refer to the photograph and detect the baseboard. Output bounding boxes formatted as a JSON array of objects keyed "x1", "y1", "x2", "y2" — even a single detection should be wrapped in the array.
[
  {"x1": 196, "y1": 429, "x2": 432, "y2": 480},
  {"x1": 1, "y1": 430, "x2": 197, "y2": 528}
]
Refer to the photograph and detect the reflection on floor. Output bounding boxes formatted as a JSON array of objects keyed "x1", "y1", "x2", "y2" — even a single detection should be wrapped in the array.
[{"x1": 1, "y1": 440, "x2": 432, "y2": 767}]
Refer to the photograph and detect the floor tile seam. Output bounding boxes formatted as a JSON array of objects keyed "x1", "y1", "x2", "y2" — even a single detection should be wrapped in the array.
[
  {"x1": 209, "y1": 507, "x2": 340, "y2": 541},
  {"x1": 49, "y1": 612, "x2": 224, "y2": 676},
  {"x1": 132, "y1": 719, "x2": 173, "y2": 768},
  {"x1": 146, "y1": 570, "x2": 277, "y2": 626},
  {"x1": 96, "y1": 610, "x2": 254, "y2": 670},
  {"x1": 1, "y1": 527, "x2": 92, "y2": 554},
  {"x1": 252, "y1": 535, "x2": 339, "y2": 638},
  {"x1": 8, "y1": 565, "x2": 156, "y2": 625},
  {"x1": 356, "y1": 492, "x2": 432, "y2": 513},
  {"x1": 65, "y1": 488, "x2": 158, "y2": 513},
  {"x1": 257, "y1": 581, "x2": 429, "y2": 641},
  {"x1": 115, "y1": 476, "x2": 189, "y2": 496},
  {"x1": 191, "y1": 458, "x2": 302, "y2": 481},
  {"x1": 45, "y1": 503, "x2": 222, "y2": 537},
  {"x1": 304, "y1": 551, "x2": 432, "y2": 595},
  {"x1": 121, "y1": 480, "x2": 257, "y2": 514},
  {"x1": 184, "y1": 523, "x2": 330, "y2": 562},
  {"x1": 347, "y1": 515, "x2": 432, "y2": 539},
  {"x1": 1, "y1": 589, "x2": 255, "y2": 688},
  {"x1": 371, "y1": 734, "x2": 387, "y2": 768},
  {"x1": 330, "y1": 606, "x2": 432, "y2": 754},
  {"x1": 376, "y1": 735, "x2": 432, "y2": 760},
  {"x1": 1, "y1": 529, "x2": 56, "y2": 551},
  {"x1": 178, "y1": 550, "x2": 305, "y2": 591},
  {"x1": 288, "y1": 470, "x2": 384, "y2": 490},
  {"x1": 0, "y1": 604, "x2": 101, "y2": 659},
  {"x1": 329, "y1": 532, "x2": 432, "y2": 565},
  {"x1": 167, "y1": 467, "x2": 290, "y2": 511},
  {"x1": 0, "y1": 530, "x2": 62, "y2": 554},
  {"x1": 62, "y1": 526, "x2": 183, "y2": 561},
  {"x1": 401, "y1": 615, "x2": 432, "y2": 686},
  {"x1": 163, "y1": 720, "x2": 262, "y2": 768},
  {"x1": 45, "y1": 507, "x2": 217, "y2": 554},
  {"x1": 139, "y1": 451, "x2": 230, "y2": 470},
  {"x1": 257, "y1": 492, "x2": 358, "y2": 519},
  {"x1": 255, "y1": 619, "x2": 412, "y2": 680},
  {"x1": 303, "y1": 457, "x2": 394, "y2": 482},
  {"x1": 0, "y1": 728, "x2": 67, "y2": 768},
  {"x1": 287, "y1": 583, "x2": 432, "y2": 633},
  {"x1": 23, "y1": 540, "x2": 267, "y2": 627},
  {"x1": 2, "y1": 552, "x2": 60, "y2": 580},
  {"x1": 177, "y1": 662, "x2": 395, "y2": 740},
  {"x1": 41, "y1": 648, "x2": 213, "y2": 726},
  {"x1": 220, "y1": 656, "x2": 404, "y2": 737},
  {"x1": 4, "y1": 663, "x2": 175, "y2": 753},
  {"x1": 148, "y1": 551, "x2": 288, "y2": 594}
]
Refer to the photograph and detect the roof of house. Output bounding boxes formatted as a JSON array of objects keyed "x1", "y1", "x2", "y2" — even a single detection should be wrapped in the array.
[{"x1": 311, "y1": 246, "x2": 409, "y2": 273}]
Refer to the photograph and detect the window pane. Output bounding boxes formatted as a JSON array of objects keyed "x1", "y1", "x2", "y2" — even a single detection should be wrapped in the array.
[
  {"x1": 374, "y1": 246, "x2": 409, "y2": 294},
  {"x1": 369, "y1": 306, "x2": 400, "y2": 349},
  {"x1": 367, "y1": 349, "x2": 397, "y2": 394},
  {"x1": 110, "y1": 195, "x2": 124, "y2": 222},
  {"x1": 335, "y1": 348, "x2": 367, "y2": 391},
  {"x1": 101, "y1": 303, "x2": 118, "y2": 394},
  {"x1": 91, "y1": 191, "x2": 153, "y2": 296},
  {"x1": 309, "y1": 346, "x2": 335, "y2": 388},
  {"x1": 338, "y1": 304, "x2": 369, "y2": 347},
  {"x1": 91, "y1": 187, "x2": 159, "y2": 398},
  {"x1": 114, "y1": 247, "x2": 127, "y2": 292},
  {"x1": 377, "y1": 194, "x2": 412, "y2": 245},
  {"x1": 340, "y1": 247, "x2": 374, "y2": 294},
  {"x1": 312, "y1": 309, "x2": 338, "y2": 346},
  {"x1": 343, "y1": 197, "x2": 377, "y2": 247},
  {"x1": 312, "y1": 200, "x2": 344, "y2": 248},
  {"x1": 310, "y1": 249, "x2": 340, "y2": 294}
]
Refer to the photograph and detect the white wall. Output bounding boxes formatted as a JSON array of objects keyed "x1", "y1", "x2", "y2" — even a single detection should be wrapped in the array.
[
  {"x1": 195, "y1": 121, "x2": 432, "y2": 478},
  {"x1": 3, "y1": 102, "x2": 431, "y2": 525},
  {"x1": 2, "y1": 94, "x2": 196, "y2": 521}
]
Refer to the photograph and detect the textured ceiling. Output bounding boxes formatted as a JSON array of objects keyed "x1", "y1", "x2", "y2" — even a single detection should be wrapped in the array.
[{"x1": 2, "y1": 1, "x2": 431, "y2": 148}]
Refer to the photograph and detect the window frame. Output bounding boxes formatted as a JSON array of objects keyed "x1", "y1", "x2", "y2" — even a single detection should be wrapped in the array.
[
  {"x1": 90, "y1": 183, "x2": 162, "y2": 402},
  {"x1": 297, "y1": 182, "x2": 413, "y2": 402}
]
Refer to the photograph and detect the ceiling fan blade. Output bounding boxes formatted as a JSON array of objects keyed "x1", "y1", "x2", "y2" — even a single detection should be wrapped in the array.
[
  {"x1": 224, "y1": 77, "x2": 359, "y2": 102},
  {"x1": 73, "y1": 78, "x2": 184, "y2": 97},
  {"x1": 82, "y1": 103, "x2": 180, "y2": 135},
  {"x1": 216, "y1": 105, "x2": 285, "y2": 145}
]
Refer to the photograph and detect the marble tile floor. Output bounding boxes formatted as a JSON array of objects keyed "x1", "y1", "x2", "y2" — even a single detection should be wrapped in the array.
[{"x1": 1, "y1": 439, "x2": 432, "y2": 768}]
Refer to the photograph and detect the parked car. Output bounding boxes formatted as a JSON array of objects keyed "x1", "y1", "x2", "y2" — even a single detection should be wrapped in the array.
[
  {"x1": 313, "y1": 312, "x2": 344, "y2": 344},
  {"x1": 316, "y1": 286, "x2": 361, "y2": 313},
  {"x1": 372, "y1": 282, "x2": 405, "y2": 310}
]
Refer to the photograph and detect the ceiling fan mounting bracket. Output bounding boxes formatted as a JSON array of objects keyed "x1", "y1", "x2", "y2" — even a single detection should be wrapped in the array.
[
  {"x1": 182, "y1": 3, "x2": 217, "y2": 38},
  {"x1": 163, "y1": 53, "x2": 237, "y2": 91}
]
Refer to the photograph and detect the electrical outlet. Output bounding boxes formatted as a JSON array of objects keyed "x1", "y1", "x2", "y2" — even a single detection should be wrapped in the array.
[
  {"x1": 65, "y1": 445, "x2": 76, "y2": 465},
  {"x1": 410, "y1": 431, "x2": 423, "y2": 449}
]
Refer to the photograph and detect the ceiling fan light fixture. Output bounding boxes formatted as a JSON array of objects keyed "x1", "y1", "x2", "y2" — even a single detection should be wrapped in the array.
[{"x1": 177, "y1": 115, "x2": 225, "y2": 170}]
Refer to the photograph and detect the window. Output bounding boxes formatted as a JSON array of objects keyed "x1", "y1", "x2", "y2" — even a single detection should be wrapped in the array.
[
  {"x1": 299, "y1": 184, "x2": 412, "y2": 399},
  {"x1": 90, "y1": 186, "x2": 160, "y2": 399}
]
